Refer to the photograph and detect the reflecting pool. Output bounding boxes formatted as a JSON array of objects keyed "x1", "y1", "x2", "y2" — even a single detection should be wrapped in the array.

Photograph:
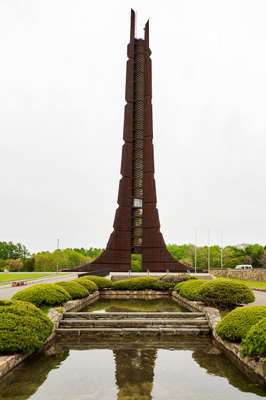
[
  {"x1": 82, "y1": 297, "x2": 187, "y2": 313},
  {"x1": 0, "y1": 338, "x2": 265, "y2": 400}
]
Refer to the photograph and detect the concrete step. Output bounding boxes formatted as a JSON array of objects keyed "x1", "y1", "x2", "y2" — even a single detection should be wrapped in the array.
[
  {"x1": 63, "y1": 312, "x2": 205, "y2": 320},
  {"x1": 56, "y1": 327, "x2": 211, "y2": 337},
  {"x1": 59, "y1": 319, "x2": 209, "y2": 329}
]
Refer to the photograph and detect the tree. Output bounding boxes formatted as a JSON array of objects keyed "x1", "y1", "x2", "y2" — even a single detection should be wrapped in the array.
[
  {"x1": 0, "y1": 241, "x2": 30, "y2": 260},
  {"x1": 6, "y1": 259, "x2": 23, "y2": 272}
]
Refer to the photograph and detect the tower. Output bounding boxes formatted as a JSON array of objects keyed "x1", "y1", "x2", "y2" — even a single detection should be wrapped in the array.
[{"x1": 79, "y1": 10, "x2": 186, "y2": 273}]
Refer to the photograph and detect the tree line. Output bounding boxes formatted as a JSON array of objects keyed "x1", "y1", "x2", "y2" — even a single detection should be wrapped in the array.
[{"x1": 0, "y1": 241, "x2": 265, "y2": 272}]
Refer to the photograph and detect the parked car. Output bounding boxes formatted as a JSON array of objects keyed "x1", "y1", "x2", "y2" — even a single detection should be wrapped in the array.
[{"x1": 235, "y1": 264, "x2": 253, "y2": 270}]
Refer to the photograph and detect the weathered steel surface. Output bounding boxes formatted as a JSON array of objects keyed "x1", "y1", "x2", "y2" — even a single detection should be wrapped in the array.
[{"x1": 82, "y1": 10, "x2": 186, "y2": 273}]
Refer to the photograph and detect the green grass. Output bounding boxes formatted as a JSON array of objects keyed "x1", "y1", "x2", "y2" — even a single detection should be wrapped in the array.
[
  {"x1": 0, "y1": 272, "x2": 67, "y2": 284},
  {"x1": 217, "y1": 277, "x2": 266, "y2": 291}
]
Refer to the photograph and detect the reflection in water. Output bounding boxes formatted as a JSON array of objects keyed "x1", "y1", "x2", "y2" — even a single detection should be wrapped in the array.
[
  {"x1": 114, "y1": 349, "x2": 157, "y2": 400},
  {"x1": 0, "y1": 350, "x2": 69, "y2": 400},
  {"x1": 0, "y1": 339, "x2": 265, "y2": 400},
  {"x1": 83, "y1": 298, "x2": 186, "y2": 313},
  {"x1": 192, "y1": 348, "x2": 266, "y2": 396}
]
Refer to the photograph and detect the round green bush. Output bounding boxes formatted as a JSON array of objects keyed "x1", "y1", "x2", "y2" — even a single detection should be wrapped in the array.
[
  {"x1": 216, "y1": 306, "x2": 266, "y2": 342},
  {"x1": 12, "y1": 283, "x2": 71, "y2": 307},
  {"x1": 73, "y1": 278, "x2": 98, "y2": 292},
  {"x1": 78, "y1": 276, "x2": 112, "y2": 289},
  {"x1": 0, "y1": 300, "x2": 53, "y2": 353},
  {"x1": 112, "y1": 277, "x2": 172, "y2": 291},
  {"x1": 241, "y1": 317, "x2": 266, "y2": 357},
  {"x1": 56, "y1": 281, "x2": 89, "y2": 299},
  {"x1": 175, "y1": 279, "x2": 207, "y2": 300},
  {"x1": 198, "y1": 278, "x2": 255, "y2": 307},
  {"x1": 159, "y1": 273, "x2": 195, "y2": 286}
]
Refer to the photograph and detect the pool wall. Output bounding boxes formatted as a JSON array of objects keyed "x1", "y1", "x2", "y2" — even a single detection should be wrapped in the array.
[{"x1": 173, "y1": 291, "x2": 266, "y2": 387}]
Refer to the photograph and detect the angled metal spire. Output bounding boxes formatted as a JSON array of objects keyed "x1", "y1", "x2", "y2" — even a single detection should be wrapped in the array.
[
  {"x1": 144, "y1": 19, "x2": 149, "y2": 48},
  {"x1": 130, "y1": 9, "x2": 135, "y2": 43}
]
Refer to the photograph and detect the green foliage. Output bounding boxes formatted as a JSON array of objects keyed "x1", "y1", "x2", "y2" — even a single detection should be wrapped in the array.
[
  {"x1": 216, "y1": 306, "x2": 266, "y2": 342},
  {"x1": 12, "y1": 283, "x2": 71, "y2": 307},
  {"x1": 56, "y1": 281, "x2": 89, "y2": 299},
  {"x1": 73, "y1": 278, "x2": 98, "y2": 292},
  {"x1": 131, "y1": 254, "x2": 142, "y2": 272},
  {"x1": 73, "y1": 247, "x2": 103, "y2": 258},
  {"x1": 0, "y1": 300, "x2": 53, "y2": 353},
  {"x1": 112, "y1": 277, "x2": 173, "y2": 291},
  {"x1": 22, "y1": 257, "x2": 35, "y2": 271},
  {"x1": 78, "y1": 275, "x2": 112, "y2": 289},
  {"x1": 167, "y1": 244, "x2": 193, "y2": 261},
  {"x1": 161, "y1": 273, "x2": 196, "y2": 284},
  {"x1": 198, "y1": 278, "x2": 255, "y2": 307},
  {"x1": 0, "y1": 241, "x2": 30, "y2": 260},
  {"x1": 5, "y1": 259, "x2": 23, "y2": 272},
  {"x1": 33, "y1": 249, "x2": 92, "y2": 272},
  {"x1": 175, "y1": 279, "x2": 207, "y2": 300},
  {"x1": 241, "y1": 317, "x2": 266, "y2": 357}
]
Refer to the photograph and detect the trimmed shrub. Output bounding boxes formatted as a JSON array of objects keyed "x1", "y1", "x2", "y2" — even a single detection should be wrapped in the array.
[
  {"x1": 216, "y1": 306, "x2": 266, "y2": 342},
  {"x1": 78, "y1": 276, "x2": 112, "y2": 289},
  {"x1": 112, "y1": 277, "x2": 172, "y2": 291},
  {"x1": 12, "y1": 283, "x2": 71, "y2": 307},
  {"x1": 0, "y1": 300, "x2": 53, "y2": 353},
  {"x1": 241, "y1": 317, "x2": 266, "y2": 357},
  {"x1": 159, "y1": 273, "x2": 196, "y2": 285},
  {"x1": 175, "y1": 279, "x2": 207, "y2": 300},
  {"x1": 198, "y1": 278, "x2": 255, "y2": 307},
  {"x1": 73, "y1": 278, "x2": 98, "y2": 292},
  {"x1": 56, "y1": 281, "x2": 89, "y2": 299}
]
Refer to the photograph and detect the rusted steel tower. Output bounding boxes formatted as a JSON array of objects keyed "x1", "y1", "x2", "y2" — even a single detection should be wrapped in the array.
[{"x1": 80, "y1": 10, "x2": 186, "y2": 273}]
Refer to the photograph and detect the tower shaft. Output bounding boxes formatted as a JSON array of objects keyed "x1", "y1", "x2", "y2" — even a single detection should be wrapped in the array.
[{"x1": 78, "y1": 10, "x2": 186, "y2": 273}]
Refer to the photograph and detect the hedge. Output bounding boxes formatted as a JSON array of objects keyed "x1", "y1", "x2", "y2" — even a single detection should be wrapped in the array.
[
  {"x1": 112, "y1": 277, "x2": 173, "y2": 291},
  {"x1": 73, "y1": 278, "x2": 98, "y2": 292},
  {"x1": 12, "y1": 283, "x2": 71, "y2": 307},
  {"x1": 56, "y1": 281, "x2": 89, "y2": 299},
  {"x1": 241, "y1": 317, "x2": 266, "y2": 357},
  {"x1": 159, "y1": 274, "x2": 195, "y2": 285},
  {"x1": 198, "y1": 278, "x2": 254, "y2": 307},
  {"x1": 0, "y1": 300, "x2": 53, "y2": 353},
  {"x1": 78, "y1": 276, "x2": 112, "y2": 289},
  {"x1": 216, "y1": 306, "x2": 266, "y2": 342},
  {"x1": 175, "y1": 280, "x2": 207, "y2": 300}
]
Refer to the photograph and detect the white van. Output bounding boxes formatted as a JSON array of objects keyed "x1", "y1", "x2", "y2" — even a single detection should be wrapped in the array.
[{"x1": 235, "y1": 264, "x2": 253, "y2": 270}]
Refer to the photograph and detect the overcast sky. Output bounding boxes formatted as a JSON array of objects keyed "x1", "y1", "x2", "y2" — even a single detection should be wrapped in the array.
[{"x1": 1, "y1": 0, "x2": 266, "y2": 252}]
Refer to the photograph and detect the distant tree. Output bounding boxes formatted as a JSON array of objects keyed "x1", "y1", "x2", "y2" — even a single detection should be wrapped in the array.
[
  {"x1": 258, "y1": 250, "x2": 266, "y2": 268},
  {"x1": 22, "y1": 257, "x2": 35, "y2": 272},
  {"x1": 33, "y1": 249, "x2": 91, "y2": 271},
  {"x1": 6, "y1": 259, "x2": 23, "y2": 272},
  {"x1": 0, "y1": 241, "x2": 30, "y2": 260},
  {"x1": 244, "y1": 244, "x2": 264, "y2": 267}
]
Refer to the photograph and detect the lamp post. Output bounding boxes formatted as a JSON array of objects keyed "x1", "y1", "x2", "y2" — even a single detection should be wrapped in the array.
[
  {"x1": 220, "y1": 232, "x2": 223, "y2": 270},
  {"x1": 207, "y1": 229, "x2": 211, "y2": 273},
  {"x1": 56, "y1": 238, "x2": 60, "y2": 273},
  {"x1": 194, "y1": 229, "x2": 197, "y2": 274}
]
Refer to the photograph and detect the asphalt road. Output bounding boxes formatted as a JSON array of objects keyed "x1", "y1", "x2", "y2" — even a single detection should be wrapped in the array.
[
  {"x1": 0, "y1": 273, "x2": 78, "y2": 300},
  {"x1": 251, "y1": 290, "x2": 266, "y2": 306}
]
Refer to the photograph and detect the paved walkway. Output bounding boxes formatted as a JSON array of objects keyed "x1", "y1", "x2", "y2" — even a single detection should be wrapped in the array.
[
  {"x1": 0, "y1": 273, "x2": 78, "y2": 300},
  {"x1": 251, "y1": 290, "x2": 266, "y2": 306}
]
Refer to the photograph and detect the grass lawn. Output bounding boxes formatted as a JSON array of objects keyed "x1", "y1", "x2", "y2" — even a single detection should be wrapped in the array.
[
  {"x1": 218, "y1": 277, "x2": 266, "y2": 291},
  {"x1": 0, "y1": 272, "x2": 67, "y2": 284}
]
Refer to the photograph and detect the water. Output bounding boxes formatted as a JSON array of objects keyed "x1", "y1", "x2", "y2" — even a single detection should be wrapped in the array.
[
  {"x1": 82, "y1": 298, "x2": 187, "y2": 313},
  {"x1": 0, "y1": 338, "x2": 265, "y2": 400}
]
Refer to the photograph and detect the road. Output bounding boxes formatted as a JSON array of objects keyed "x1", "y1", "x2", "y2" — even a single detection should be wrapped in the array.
[
  {"x1": 251, "y1": 290, "x2": 266, "y2": 306},
  {"x1": 0, "y1": 273, "x2": 78, "y2": 300}
]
